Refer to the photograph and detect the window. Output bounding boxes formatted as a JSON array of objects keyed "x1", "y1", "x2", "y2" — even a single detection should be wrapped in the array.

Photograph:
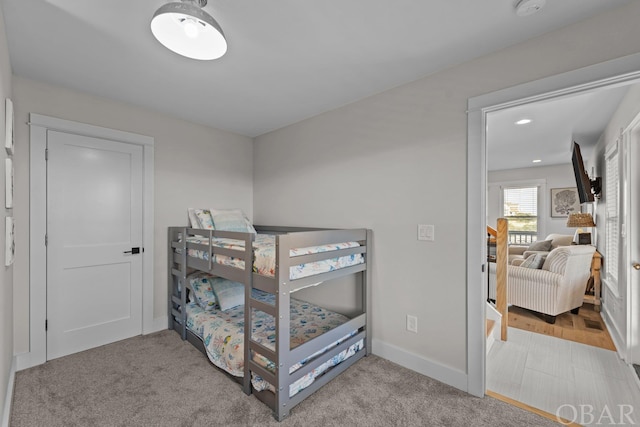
[
  {"x1": 605, "y1": 141, "x2": 620, "y2": 291},
  {"x1": 503, "y1": 186, "x2": 538, "y2": 244}
]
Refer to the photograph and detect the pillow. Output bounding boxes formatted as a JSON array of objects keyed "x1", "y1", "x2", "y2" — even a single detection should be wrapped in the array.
[
  {"x1": 527, "y1": 239, "x2": 552, "y2": 252},
  {"x1": 519, "y1": 253, "x2": 546, "y2": 269},
  {"x1": 210, "y1": 209, "x2": 256, "y2": 234},
  {"x1": 188, "y1": 208, "x2": 201, "y2": 228},
  {"x1": 210, "y1": 277, "x2": 245, "y2": 311},
  {"x1": 194, "y1": 209, "x2": 215, "y2": 230},
  {"x1": 187, "y1": 272, "x2": 217, "y2": 310}
]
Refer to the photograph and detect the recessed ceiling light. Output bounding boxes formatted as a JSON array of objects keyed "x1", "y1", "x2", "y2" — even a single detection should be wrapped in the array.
[
  {"x1": 515, "y1": 119, "x2": 532, "y2": 125},
  {"x1": 532, "y1": 159, "x2": 542, "y2": 163}
]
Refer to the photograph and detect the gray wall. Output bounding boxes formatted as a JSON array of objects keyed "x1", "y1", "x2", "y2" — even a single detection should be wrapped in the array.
[
  {"x1": 253, "y1": 2, "x2": 640, "y2": 378},
  {"x1": 488, "y1": 164, "x2": 579, "y2": 238},
  {"x1": 0, "y1": 5, "x2": 13, "y2": 422},
  {"x1": 12, "y1": 76, "x2": 254, "y2": 354}
]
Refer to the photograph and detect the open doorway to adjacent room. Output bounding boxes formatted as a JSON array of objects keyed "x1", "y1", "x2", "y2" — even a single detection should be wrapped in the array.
[{"x1": 467, "y1": 55, "x2": 640, "y2": 424}]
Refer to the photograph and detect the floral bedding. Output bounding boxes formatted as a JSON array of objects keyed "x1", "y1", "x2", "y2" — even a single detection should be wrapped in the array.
[
  {"x1": 185, "y1": 289, "x2": 364, "y2": 397},
  {"x1": 183, "y1": 234, "x2": 364, "y2": 280}
]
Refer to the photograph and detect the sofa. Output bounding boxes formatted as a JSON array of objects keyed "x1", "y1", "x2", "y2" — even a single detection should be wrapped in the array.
[
  {"x1": 508, "y1": 233, "x2": 574, "y2": 265},
  {"x1": 489, "y1": 244, "x2": 596, "y2": 323}
]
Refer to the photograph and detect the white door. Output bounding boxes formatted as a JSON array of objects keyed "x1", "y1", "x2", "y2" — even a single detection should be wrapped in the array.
[
  {"x1": 627, "y1": 115, "x2": 640, "y2": 364},
  {"x1": 46, "y1": 130, "x2": 143, "y2": 360}
]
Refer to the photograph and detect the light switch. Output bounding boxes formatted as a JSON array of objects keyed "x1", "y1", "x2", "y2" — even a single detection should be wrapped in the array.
[{"x1": 418, "y1": 224, "x2": 434, "y2": 241}]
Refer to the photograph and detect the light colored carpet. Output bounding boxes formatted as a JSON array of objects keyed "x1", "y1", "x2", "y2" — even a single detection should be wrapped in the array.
[{"x1": 11, "y1": 330, "x2": 557, "y2": 426}]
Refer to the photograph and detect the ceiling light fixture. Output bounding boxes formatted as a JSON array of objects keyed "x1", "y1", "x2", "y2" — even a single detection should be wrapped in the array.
[
  {"x1": 151, "y1": 0, "x2": 227, "y2": 60},
  {"x1": 515, "y1": 119, "x2": 532, "y2": 125},
  {"x1": 514, "y1": 0, "x2": 546, "y2": 17},
  {"x1": 532, "y1": 159, "x2": 542, "y2": 163}
]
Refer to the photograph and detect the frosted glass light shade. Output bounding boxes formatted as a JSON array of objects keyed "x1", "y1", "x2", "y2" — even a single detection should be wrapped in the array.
[{"x1": 151, "y1": 2, "x2": 227, "y2": 60}]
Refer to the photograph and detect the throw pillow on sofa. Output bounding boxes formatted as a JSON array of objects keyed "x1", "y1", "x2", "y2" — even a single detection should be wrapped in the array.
[
  {"x1": 520, "y1": 253, "x2": 546, "y2": 269},
  {"x1": 527, "y1": 240, "x2": 552, "y2": 252}
]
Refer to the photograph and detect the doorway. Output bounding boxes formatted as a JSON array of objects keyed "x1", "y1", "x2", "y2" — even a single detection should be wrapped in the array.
[
  {"x1": 466, "y1": 53, "x2": 640, "y2": 398},
  {"x1": 46, "y1": 130, "x2": 144, "y2": 360},
  {"x1": 22, "y1": 114, "x2": 155, "y2": 369}
]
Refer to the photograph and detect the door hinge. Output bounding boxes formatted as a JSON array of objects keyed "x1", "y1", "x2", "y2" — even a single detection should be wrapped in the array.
[
  {"x1": 45, "y1": 148, "x2": 48, "y2": 161},
  {"x1": 45, "y1": 234, "x2": 48, "y2": 246},
  {"x1": 45, "y1": 319, "x2": 48, "y2": 331}
]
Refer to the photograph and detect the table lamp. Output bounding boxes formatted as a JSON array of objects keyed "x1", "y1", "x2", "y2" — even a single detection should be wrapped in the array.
[{"x1": 566, "y1": 212, "x2": 595, "y2": 245}]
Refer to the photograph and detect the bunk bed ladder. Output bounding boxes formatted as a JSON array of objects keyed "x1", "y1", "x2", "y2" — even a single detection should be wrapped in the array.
[
  {"x1": 365, "y1": 229, "x2": 372, "y2": 355},
  {"x1": 274, "y1": 233, "x2": 292, "y2": 421},
  {"x1": 167, "y1": 227, "x2": 188, "y2": 340},
  {"x1": 242, "y1": 231, "x2": 255, "y2": 396}
]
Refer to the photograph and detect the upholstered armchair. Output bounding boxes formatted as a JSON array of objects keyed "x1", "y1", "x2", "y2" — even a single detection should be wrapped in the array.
[
  {"x1": 508, "y1": 233, "x2": 574, "y2": 265},
  {"x1": 489, "y1": 245, "x2": 596, "y2": 324}
]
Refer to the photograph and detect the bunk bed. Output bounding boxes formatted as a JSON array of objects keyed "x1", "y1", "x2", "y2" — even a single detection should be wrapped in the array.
[{"x1": 168, "y1": 225, "x2": 371, "y2": 421}]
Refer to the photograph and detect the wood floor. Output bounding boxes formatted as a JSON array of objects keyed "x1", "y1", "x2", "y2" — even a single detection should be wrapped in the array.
[{"x1": 507, "y1": 303, "x2": 616, "y2": 351}]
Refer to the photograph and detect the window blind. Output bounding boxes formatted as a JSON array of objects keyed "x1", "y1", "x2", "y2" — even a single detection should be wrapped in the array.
[
  {"x1": 605, "y1": 142, "x2": 619, "y2": 285},
  {"x1": 503, "y1": 186, "x2": 538, "y2": 237}
]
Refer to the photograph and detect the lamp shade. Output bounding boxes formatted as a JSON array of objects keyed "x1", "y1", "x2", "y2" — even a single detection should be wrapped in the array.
[
  {"x1": 151, "y1": 1, "x2": 227, "y2": 60},
  {"x1": 566, "y1": 212, "x2": 595, "y2": 228}
]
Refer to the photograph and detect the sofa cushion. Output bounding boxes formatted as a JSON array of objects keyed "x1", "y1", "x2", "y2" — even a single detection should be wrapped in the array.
[
  {"x1": 547, "y1": 234, "x2": 574, "y2": 249},
  {"x1": 520, "y1": 253, "x2": 546, "y2": 269},
  {"x1": 527, "y1": 239, "x2": 552, "y2": 252}
]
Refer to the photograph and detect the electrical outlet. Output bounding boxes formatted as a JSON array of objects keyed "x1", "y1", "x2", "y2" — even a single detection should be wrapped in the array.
[{"x1": 406, "y1": 315, "x2": 418, "y2": 333}]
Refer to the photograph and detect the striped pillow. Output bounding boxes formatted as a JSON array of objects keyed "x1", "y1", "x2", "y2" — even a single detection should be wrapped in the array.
[{"x1": 520, "y1": 253, "x2": 546, "y2": 269}]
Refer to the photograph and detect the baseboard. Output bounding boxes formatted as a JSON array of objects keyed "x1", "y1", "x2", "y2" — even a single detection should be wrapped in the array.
[
  {"x1": 372, "y1": 339, "x2": 468, "y2": 392},
  {"x1": 144, "y1": 316, "x2": 169, "y2": 335},
  {"x1": 2, "y1": 356, "x2": 16, "y2": 427},
  {"x1": 601, "y1": 304, "x2": 626, "y2": 359},
  {"x1": 17, "y1": 317, "x2": 169, "y2": 372}
]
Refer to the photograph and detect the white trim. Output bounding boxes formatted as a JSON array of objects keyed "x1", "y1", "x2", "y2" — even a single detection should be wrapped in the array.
[
  {"x1": 467, "y1": 52, "x2": 640, "y2": 397},
  {"x1": 25, "y1": 114, "x2": 155, "y2": 370},
  {"x1": 2, "y1": 356, "x2": 16, "y2": 427},
  {"x1": 372, "y1": 339, "x2": 468, "y2": 392},
  {"x1": 466, "y1": 106, "x2": 486, "y2": 397},
  {"x1": 149, "y1": 316, "x2": 169, "y2": 334},
  {"x1": 601, "y1": 303, "x2": 626, "y2": 360}
]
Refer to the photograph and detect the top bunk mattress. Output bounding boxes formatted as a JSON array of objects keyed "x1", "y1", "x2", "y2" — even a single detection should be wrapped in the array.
[{"x1": 183, "y1": 234, "x2": 364, "y2": 280}]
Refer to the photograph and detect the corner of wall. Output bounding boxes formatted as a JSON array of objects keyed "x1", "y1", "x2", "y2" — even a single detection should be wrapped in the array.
[
  {"x1": 371, "y1": 338, "x2": 468, "y2": 392},
  {"x1": 1, "y1": 356, "x2": 16, "y2": 427}
]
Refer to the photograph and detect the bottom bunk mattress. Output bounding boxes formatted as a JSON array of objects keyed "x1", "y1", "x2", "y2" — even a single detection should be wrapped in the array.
[{"x1": 185, "y1": 289, "x2": 364, "y2": 397}]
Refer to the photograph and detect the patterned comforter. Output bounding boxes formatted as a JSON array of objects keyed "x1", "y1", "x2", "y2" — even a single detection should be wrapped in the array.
[
  {"x1": 186, "y1": 289, "x2": 364, "y2": 397},
  {"x1": 184, "y1": 234, "x2": 364, "y2": 280}
]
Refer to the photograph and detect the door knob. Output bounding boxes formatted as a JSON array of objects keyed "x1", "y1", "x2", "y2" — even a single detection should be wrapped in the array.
[
  {"x1": 634, "y1": 263, "x2": 640, "y2": 270},
  {"x1": 123, "y1": 247, "x2": 141, "y2": 255}
]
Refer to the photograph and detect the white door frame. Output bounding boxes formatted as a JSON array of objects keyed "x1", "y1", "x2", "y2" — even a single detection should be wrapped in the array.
[
  {"x1": 19, "y1": 114, "x2": 155, "y2": 370},
  {"x1": 466, "y1": 52, "x2": 640, "y2": 396},
  {"x1": 623, "y1": 111, "x2": 640, "y2": 364}
]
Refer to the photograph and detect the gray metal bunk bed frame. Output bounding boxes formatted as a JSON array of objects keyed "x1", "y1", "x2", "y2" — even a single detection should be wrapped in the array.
[{"x1": 168, "y1": 225, "x2": 372, "y2": 421}]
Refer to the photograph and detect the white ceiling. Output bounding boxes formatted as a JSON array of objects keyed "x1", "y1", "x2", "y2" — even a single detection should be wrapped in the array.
[
  {"x1": 487, "y1": 83, "x2": 634, "y2": 171},
  {"x1": 1, "y1": 0, "x2": 633, "y2": 137}
]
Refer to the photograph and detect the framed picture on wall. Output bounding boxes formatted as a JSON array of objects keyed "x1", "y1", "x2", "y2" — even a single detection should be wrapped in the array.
[
  {"x1": 5, "y1": 157, "x2": 13, "y2": 209},
  {"x1": 5, "y1": 98, "x2": 13, "y2": 155},
  {"x1": 551, "y1": 187, "x2": 580, "y2": 218}
]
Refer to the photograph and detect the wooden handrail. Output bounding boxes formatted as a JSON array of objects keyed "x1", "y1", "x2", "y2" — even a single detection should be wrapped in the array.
[
  {"x1": 487, "y1": 225, "x2": 497, "y2": 238},
  {"x1": 496, "y1": 218, "x2": 508, "y2": 341}
]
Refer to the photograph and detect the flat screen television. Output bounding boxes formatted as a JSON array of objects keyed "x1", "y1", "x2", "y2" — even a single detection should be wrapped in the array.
[{"x1": 571, "y1": 142, "x2": 595, "y2": 203}]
